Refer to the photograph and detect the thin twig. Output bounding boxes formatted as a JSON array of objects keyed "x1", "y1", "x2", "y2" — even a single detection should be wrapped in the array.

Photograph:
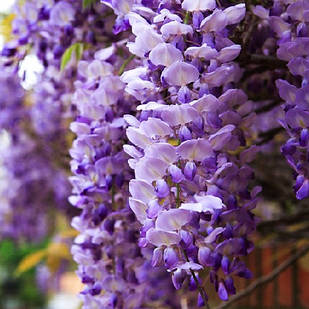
[
  {"x1": 118, "y1": 54, "x2": 135, "y2": 75},
  {"x1": 216, "y1": 0, "x2": 222, "y2": 8},
  {"x1": 214, "y1": 244, "x2": 309, "y2": 309},
  {"x1": 239, "y1": 54, "x2": 287, "y2": 68},
  {"x1": 258, "y1": 209, "x2": 309, "y2": 230},
  {"x1": 184, "y1": 11, "x2": 190, "y2": 24},
  {"x1": 255, "y1": 100, "x2": 281, "y2": 114},
  {"x1": 182, "y1": 249, "x2": 210, "y2": 309},
  {"x1": 175, "y1": 149, "x2": 209, "y2": 308},
  {"x1": 257, "y1": 127, "x2": 284, "y2": 145}
]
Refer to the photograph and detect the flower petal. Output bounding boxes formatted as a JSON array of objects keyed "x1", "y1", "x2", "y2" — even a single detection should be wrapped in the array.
[
  {"x1": 145, "y1": 143, "x2": 178, "y2": 164},
  {"x1": 185, "y1": 44, "x2": 218, "y2": 60},
  {"x1": 209, "y1": 124, "x2": 235, "y2": 151},
  {"x1": 217, "y1": 45, "x2": 241, "y2": 62},
  {"x1": 182, "y1": 0, "x2": 216, "y2": 12},
  {"x1": 156, "y1": 209, "x2": 192, "y2": 231},
  {"x1": 177, "y1": 138, "x2": 213, "y2": 161},
  {"x1": 129, "y1": 198, "x2": 148, "y2": 223},
  {"x1": 161, "y1": 104, "x2": 200, "y2": 126},
  {"x1": 146, "y1": 228, "x2": 181, "y2": 246},
  {"x1": 129, "y1": 179, "x2": 156, "y2": 203},
  {"x1": 160, "y1": 21, "x2": 193, "y2": 38},
  {"x1": 162, "y1": 61, "x2": 199, "y2": 86},
  {"x1": 149, "y1": 43, "x2": 183, "y2": 66},
  {"x1": 140, "y1": 117, "x2": 173, "y2": 138},
  {"x1": 200, "y1": 10, "x2": 227, "y2": 32},
  {"x1": 126, "y1": 127, "x2": 153, "y2": 149},
  {"x1": 135, "y1": 157, "x2": 169, "y2": 182},
  {"x1": 223, "y1": 4, "x2": 246, "y2": 25}
]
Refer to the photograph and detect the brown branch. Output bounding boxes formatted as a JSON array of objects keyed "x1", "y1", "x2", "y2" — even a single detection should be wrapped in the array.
[
  {"x1": 258, "y1": 209, "x2": 309, "y2": 230},
  {"x1": 256, "y1": 127, "x2": 284, "y2": 145},
  {"x1": 269, "y1": 229, "x2": 309, "y2": 241},
  {"x1": 239, "y1": 54, "x2": 287, "y2": 68},
  {"x1": 182, "y1": 249, "x2": 210, "y2": 309},
  {"x1": 238, "y1": 54, "x2": 287, "y2": 82},
  {"x1": 214, "y1": 244, "x2": 309, "y2": 309},
  {"x1": 255, "y1": 100, "x2": 281, "y2": 114}
]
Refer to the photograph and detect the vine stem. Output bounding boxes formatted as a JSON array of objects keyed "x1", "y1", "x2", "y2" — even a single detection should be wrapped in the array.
[
  {"x1": 176, "y1": 173, "x2": 210, "y2": 308},
  {"x1": 182, "y1": 249, "x2": 210, "y2": 309},
  {"x1": 118, "y1": 54, "x2": 135, "y2": 75},
  {"x1": 111, "y1": 182, "x2": 116, "y2": 210},
  {"x1": 176, "y1": 183, "x2": 180, "y2": 207},
  {"x1": 214, "y1": 244, "x2": 309, "y2": 309},
  {"x1": 184, "y1": 11, "x2": 190, "y2": 24}
]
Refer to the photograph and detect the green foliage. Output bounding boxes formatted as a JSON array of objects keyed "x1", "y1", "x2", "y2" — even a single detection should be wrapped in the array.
[
  {"x1": 0, "y1": 14, "x2": 15, "y2": 42},
  {"x1": 60, "y1": 43, "x2": 84, "y2": 71},
  {"x1": 0, "y1": 240, "x2": 47, "y2": 309},
  {"x1": 82, "y1": 0, "x2": 97, "y2": 9},
  {"x1": 15, "y1": 249, "x2": 46, "y2": 276},
  {"x1": 118, "y1": 55, "x2": 135, "y2": 76},
  {"x1": 16, "y1": 241, "x2": 71, "y2": 276}
]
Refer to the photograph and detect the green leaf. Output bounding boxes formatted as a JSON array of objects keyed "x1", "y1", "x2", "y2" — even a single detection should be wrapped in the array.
[
  {"x1": 82, "y1": 0, "x2": 97, "y2": 9},
  {"x1": 60, "y1": 45, "x2": 73, "y2": 71},
  {"x1": 46, "y1": 242, "x2": 71, "y2": 274},
  {"x1": 60, "y1": 42, "x2": 84, "y2": 71},
  {"x1": 0, "y1": 240, "x2": 15, "y2": 262},
  {"x1": 118, "y1": 54, "x2": 135, "y2": 76},
  {"x1": 15, "y1": 249, "x2": 47, "y2": 276},
  {"x1": 0, "y1": 14, "x2": 15, "y2": 42},
  {"x1": 75, "y1": 43, "x2": 84, "y2": 62}
]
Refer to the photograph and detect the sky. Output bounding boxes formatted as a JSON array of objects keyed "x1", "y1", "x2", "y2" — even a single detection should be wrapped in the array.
[
  {"x1": 0, "y1": 0, "x2": 44, "y2": 89},
  {"x1": 0, "y1": 0, "x2": 15, "y2": 13},
  {"x1": 0, "y1": 0, "x2": 15, "y2": 48}
]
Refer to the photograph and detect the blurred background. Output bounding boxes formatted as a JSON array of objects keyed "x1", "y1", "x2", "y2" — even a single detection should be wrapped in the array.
[
  {"x1": 0, "y1": 1, "x2": 309, "y2": 309},
  {"x1": 0, "y1": 2, "x2": 82, "y2": 309}
]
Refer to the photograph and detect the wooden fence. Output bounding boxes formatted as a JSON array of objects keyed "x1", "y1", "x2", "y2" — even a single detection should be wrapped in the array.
[{"x1": 231, "y1": 245, "x2": 309, "y2": 308}]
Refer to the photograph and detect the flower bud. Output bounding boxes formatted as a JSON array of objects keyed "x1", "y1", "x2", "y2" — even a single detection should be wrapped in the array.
[
  {"x1": 155, "y1": 179, "x2": 169, "y2": 198},
  {"x1": 300, "y1": 128, "x2": 309, "y2": 147},
  {"x1": 179, "y1": 126, "x2": 192, "y2": 142},
  {"x1": 225, "y1": 276, "x2": 236, "y2": 295},
  {"x1": 218, "y1": 281, "x2": 228, "y2": 301},
  {"x1": 172, "y1": 269, "x2": 186, "y2": 290},
  {"x1": 163, "y1": 247, "x2": 178, "y2": 269},
  {"x1": 168, "y1": 164, "x2": 185, "y2": 183},
  {"x1": 184, "y1": 161, "x2": 197, "y2": 180},
  {"x1": 152, "y1": 248, "x2": 163, "y2": 267},
  {"x1": 178, "y1": 86, "x2": 191, "y2": 104},
  {"x1": 221, "y1": 256, "x2": 230, "y2": 274}
]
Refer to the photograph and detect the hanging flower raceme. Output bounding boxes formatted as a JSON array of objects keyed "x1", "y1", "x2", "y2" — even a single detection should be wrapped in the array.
[
  {"x1": 0, "y1": 70, "x2": 70, "y2": 242},
  {"x1": 3, "y1": 0, "x2": 105, "y2": 67},
  {"x1": 270, "y1": 0, "x2": 309, "y2": 200},
  {"x1": 2, "y1": 1, "x2": 179, "y2": 307},
  {"x1": 0, "y1": 1, "x2": 120, "y2": 241},
  {"x1": 2, "y1": 0, "x2": 113, "y2": 146},
  {"x1": 2, "y1": 0, "x2": 112, "y2": 142},
  {"x1": 3, "y1": 0, "x2": 302, "y2": 307},
  {"x1": 102, "y1": 0, "x2": 259, "y2": 304},
  {"x1": 69, "y1": 41, "x2": 179, "y2": 308},
  {"x1": 0, "y1": 0, "x2": 96, "y2": 242}
]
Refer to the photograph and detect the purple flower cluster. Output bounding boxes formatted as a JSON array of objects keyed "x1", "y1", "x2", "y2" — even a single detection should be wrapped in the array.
[
  {"x1": 4, "y1": 0, "x2": 309, "y2": 307},
  {"x1": 0, "y1": 0, "x2": 120, "y2": 244},
  {"x1": 0, "y1": 70, "x2": 70, "y2": 242},
  {"x1": 70, "y1": 38, "x2": 179, "y2": 308},
  {"x1": 4, "y1": 0, "x2": 97, "y2": 66},
  {"x1": 100, "y1": 0, "x2": 259, "y2": 304},
  {"x1": 0, "y1": 134, "x2": 70, "y2": 242},
  {"x1": 270, "y1": 0, "x2": 309, "y2": 199},
  {"x1": 0, "y1": 72, "x2": 25, "y2": 130}
]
